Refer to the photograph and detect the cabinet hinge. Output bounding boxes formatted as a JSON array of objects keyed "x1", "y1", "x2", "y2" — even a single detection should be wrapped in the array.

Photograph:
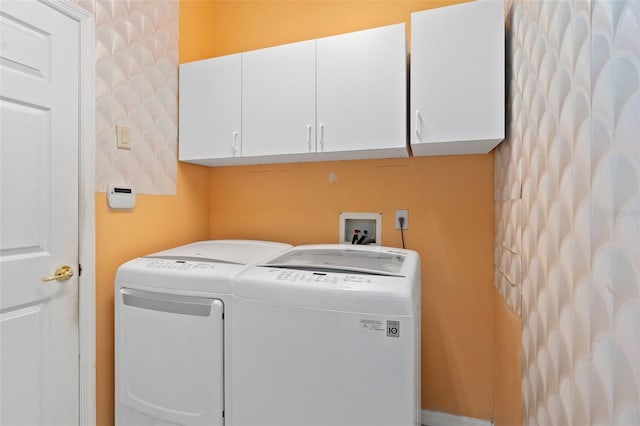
[{"x1": 78, "y1": 263, "x2": 82, "y2": 277}]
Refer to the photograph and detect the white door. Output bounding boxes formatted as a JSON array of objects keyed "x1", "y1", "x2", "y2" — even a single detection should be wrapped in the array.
[
  {"x1": 0, "y1": 1, "x2": 80, "y2": 425},
  {"x1": 242, "y1": 40, "x2": 316, "y2": 158}
]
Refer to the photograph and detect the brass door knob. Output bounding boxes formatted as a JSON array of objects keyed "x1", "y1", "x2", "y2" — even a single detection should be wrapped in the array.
[{"x1": 42, "y1": 265, "x2": 74, "y2": 282}]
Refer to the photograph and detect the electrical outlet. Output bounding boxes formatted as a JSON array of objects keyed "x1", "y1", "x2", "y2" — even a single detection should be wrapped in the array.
[
  {"x1": 395, "y1": 209, "x2": 408, "y2": 230},
  {"x1": 116, "y1": 124, "x2": 131, "y2": 150}
]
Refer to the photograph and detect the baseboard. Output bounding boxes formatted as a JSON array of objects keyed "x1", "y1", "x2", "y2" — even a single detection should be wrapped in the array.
[{"x1": 421, "y1": 410, "x2": 493, "y2": 426}]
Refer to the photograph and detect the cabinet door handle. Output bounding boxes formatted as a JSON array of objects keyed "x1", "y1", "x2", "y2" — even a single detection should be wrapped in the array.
[
  {"x1": 307, "y1": 125, "x2": 312, "y2": 151},
  {"x1": 232, "y1": 131, "x2": 239, "y2": 154},
  {"x1": 319, "y1": 124, "x2": 324, "y2": 151},
  {"x1": 415, "y1": 110, "x2": 421, "y2": 139}
]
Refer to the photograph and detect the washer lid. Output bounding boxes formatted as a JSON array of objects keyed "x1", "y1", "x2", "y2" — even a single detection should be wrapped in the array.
[
  {"x1": 265, "y1": 245, "x2": 406, "y2": 276},
  {"x1": 235, "y1": 245, "x2": 420, "y2": 315},
  {"x1": 146, "y1": 240, "x2": 292, "y2": 265}
]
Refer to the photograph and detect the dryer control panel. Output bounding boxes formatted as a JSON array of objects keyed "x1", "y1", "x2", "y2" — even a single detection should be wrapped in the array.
[{"x1": 144, "y1": 259, "x2": 219, "y2": 271}]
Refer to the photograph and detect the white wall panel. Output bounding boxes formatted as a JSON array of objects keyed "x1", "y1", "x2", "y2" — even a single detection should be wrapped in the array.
[
  {"x1": 497, "y1": 0, "x2": 640, "y2": 424},
  {"x1": 496, "y1": 0, "x2": 592, "y2": 424},
  {"x1": 591, "y1": 0, "x2": 640, "y2": 424}
]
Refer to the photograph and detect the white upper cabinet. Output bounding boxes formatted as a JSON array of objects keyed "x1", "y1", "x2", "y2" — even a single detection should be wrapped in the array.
[
  {"x1": 179, "y1": 54, "x2": 241, "y2": 164},
  {"x1": 411, "y1": 0, "x2": 505, "y2": 156},
  {"x1": 242, "y1": 40, "x2": 316, "y2": 159},
  {"x1": 179, "y1": 24, "x2": 408, "y2": 166},
  {"x1": 316, "y1": 24, "x2": 407, "y2": 159}
]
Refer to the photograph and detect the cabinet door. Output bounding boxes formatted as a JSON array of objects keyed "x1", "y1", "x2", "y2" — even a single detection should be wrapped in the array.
[
  {"x1": 411, "y1": 0, "x2": 504, "y2": 155},
  {"x1": 242, "y1": 40, "x2": 316, "y2": 158},
  {"x1": 179, "y1": 54, "x2": 241, "y2": 162},
  {"x1": 317, "y1": 24, "x2": 407, "y2": 158}
]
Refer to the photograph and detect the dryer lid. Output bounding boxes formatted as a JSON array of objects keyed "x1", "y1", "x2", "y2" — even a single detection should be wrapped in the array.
[
  {"x1": 145, "y1": 240, "x2": 292, "y2": 265},
  {"x1": 265, "y1": 247, "x2": 406, "y2": 276}
]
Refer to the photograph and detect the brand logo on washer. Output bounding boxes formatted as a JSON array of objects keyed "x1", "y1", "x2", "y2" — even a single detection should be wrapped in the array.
[{"x1": 387, "y1": 320, "x2": 400, "y2": 337}]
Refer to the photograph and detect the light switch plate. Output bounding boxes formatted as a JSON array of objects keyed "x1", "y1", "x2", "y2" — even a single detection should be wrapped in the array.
[{"x1": 116, "y1": 124, "x2": 131, "y2": 150}]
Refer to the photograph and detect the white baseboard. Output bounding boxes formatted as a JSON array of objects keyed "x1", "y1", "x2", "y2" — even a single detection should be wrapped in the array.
[{"x1": 421, "y1": 410, "x2": 493, "y2": 426}]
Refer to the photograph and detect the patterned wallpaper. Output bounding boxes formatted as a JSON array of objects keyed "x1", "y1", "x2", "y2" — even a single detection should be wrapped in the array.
[
  {"x1": 496, "y1": 0, "x2": 640, "y2": 424},
  {"x1": 591, "y1": 0, "x2": 640, "y2": 424},
  {"x1": 76, "y1": 0, "x2": 178, "y2": 194}
]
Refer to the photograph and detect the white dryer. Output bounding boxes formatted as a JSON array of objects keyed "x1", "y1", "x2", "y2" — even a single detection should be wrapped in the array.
[
  {"x1": 114, "y1": 240, "x2": 291, "y2": 426},
  {"x1": 231, "y1": 244, "x2": 421, "y2": 426}
]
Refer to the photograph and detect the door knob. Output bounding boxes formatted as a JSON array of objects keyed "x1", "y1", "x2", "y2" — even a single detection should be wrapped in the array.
[{"x1": 42, "y1": 265, "x2": 74, "y2": 282}]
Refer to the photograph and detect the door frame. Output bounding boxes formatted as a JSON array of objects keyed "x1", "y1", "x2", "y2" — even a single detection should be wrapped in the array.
[{"x1": 39, "y1": 1, "x2": 96, "y2": 424}]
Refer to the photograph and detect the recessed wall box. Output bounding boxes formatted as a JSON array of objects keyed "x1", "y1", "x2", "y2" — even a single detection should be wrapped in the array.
[
  {"x1": 339, "y1": 212, "x2": 382, "y2": 245},
  {"x1": 108, "y1": 185, "x2": 135, "y2": 210}
]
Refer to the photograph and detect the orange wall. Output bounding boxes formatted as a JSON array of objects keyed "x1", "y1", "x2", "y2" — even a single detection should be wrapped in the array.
[
  {"x1": 493, "y1": 293, "x2": 523, "y2": 425},
  {"x1": 206, "y1": 0, "x2": 466, "y2": 55},
  {"x1": 194, "y1": 0, "x2": 496, "y2": 419},
  {"x1": 180, "y1": 0, "x2": 216, "y2": 62},
  {"x1": 95, "y1": 164, "x2": 210, "y2": 426}
]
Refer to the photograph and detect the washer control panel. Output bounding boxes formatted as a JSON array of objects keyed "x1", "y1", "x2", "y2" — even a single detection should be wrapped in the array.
[{"x1": 274, "y1": 269, "x2": 372, "y2": 285}]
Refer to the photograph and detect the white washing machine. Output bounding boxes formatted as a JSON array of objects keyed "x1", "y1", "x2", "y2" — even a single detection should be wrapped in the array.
[
  {"x1": 114, "y1": 240, "x2": 291, "y2": 426},
  {"x1": 231, "y1": 244, "x2": 421, "y2": 426}
]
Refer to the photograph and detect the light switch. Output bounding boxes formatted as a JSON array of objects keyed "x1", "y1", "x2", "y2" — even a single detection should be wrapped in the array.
[{"x1": 116, "y1": 124, "x2": 131, "y2": 150}]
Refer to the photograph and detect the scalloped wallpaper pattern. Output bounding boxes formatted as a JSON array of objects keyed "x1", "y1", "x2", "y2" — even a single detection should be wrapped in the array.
[
  {"x1": 591, "y1": 1, "x2": 640, "y2": 424},
  {"x1": 75, "y1": 0, "x2": 178, "y2": 194},
  {"x1": 496, "y1": 0, "x2": 640, "y2": 424}
]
